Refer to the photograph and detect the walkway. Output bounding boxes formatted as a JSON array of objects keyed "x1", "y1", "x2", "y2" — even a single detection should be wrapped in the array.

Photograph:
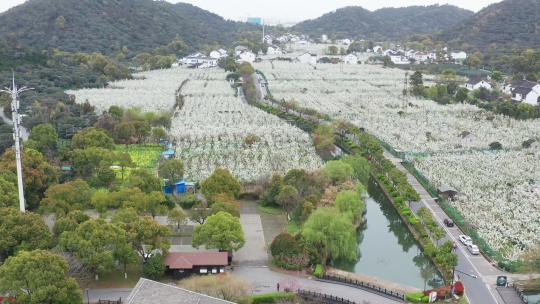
[
  {"x1": 496, "y1": 287, "x2": 528, "y2": 304},
  {"x1": 384, "y1": 151, "x2": 506, "y2": 304},
  {"x1": 233, "y1": 201, "x2": 269, "y2": 266},
  {"x1": 233, "y1": 266, "x2": 401, "y2": 304}
]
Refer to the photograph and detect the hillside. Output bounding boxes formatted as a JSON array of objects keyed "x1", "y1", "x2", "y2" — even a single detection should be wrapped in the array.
[
  {"x1": 292, "y1": 5, "x2": 474, "y2": 40},
  {"x1": 0, "y1": 0, "x2": 257, "y2": 55},
  {"x1": 440, "y1": 0, "x2": 540, "y2": 51}
]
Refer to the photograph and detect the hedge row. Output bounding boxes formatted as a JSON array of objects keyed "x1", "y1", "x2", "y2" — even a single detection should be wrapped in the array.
[{"x1": 251, "y1": 292, "x2": 295, "y2": 304}]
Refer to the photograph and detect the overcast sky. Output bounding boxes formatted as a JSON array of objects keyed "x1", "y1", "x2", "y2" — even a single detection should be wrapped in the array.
[{"x1": 0, "y1": 0, "x2": 502, "y2": 24}]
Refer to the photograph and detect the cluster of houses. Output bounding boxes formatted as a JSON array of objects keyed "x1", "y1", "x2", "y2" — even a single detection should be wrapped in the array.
[
  {"x1": 176, "y1": 49, "x2": 227, "y2": 68},
  {"x1": 373, "y1": 47, "x2": 467, "y2": 65},
  {"x1": 464, "y1": 77, "x2": 540, "y2": 105}
]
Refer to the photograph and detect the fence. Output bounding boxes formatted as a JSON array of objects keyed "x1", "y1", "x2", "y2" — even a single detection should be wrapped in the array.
[
  {"x1": 510, "y1": 283, "x2": 529, "y2": 304},
  {"x1": 320, "y1": 274, "x2": 405, "y2": 302},
  {"x1": 297, "y1": 289, "x2": 358, "y2": 304}
]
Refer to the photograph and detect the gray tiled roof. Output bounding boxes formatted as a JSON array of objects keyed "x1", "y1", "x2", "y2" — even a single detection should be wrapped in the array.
[{"x1": 126, "y1": 278, "x2": 235, "y2": 304}]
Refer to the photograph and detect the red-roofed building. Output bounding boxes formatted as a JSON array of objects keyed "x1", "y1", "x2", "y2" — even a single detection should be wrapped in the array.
[{"x1": 164, "y1": 252, "x2": 228, "y2": 277}]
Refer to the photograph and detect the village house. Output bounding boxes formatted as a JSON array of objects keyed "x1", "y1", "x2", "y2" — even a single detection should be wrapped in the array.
[
  {"x1": 465, "y1": 76, "x2": 492, "y2": 90},
  {"x1": 236, "y1": 50, "x2": 256, "y2": 63},
  {"x1": 343, "y1": 53, "x2": 358, "y2": 64},
  {"x1": 451, "y1": 51, "x2": 467, "y2": 64},
  {"x1": 413, "y1": 51, "x2": 430, "y2": 63},
  {"x1": 209, "y1": 49, "x2": 227, "y2": 59},
  {"x1": 503, "y1": 79, "x2": 540, "y2": 105},
  {"x1": 164, "y1": 252, "x2": 229, "y2": 278},
  {"x1": 180, "y1": 53, "x2": 218, "y2": 68},
  {"x1": 296, "y1": 52, "x2": 317, "y2": 65},
  {"x1": 384, "y1": 50, "x2": 409, "y2": 65},
  {"x1": 266, "y1": 45, "x2": 283, "y2": 55}
]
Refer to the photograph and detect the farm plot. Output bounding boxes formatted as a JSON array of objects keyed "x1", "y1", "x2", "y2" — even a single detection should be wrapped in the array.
[
  {"x1": 170, "y1": 70, "x2": 322, "y2": 181},
  {"x1": 256, "y1": 60, "x2": 540, "y2": 259},
  {"x1": 67, "y1": 67, "x2": 217, "y2": 112}
]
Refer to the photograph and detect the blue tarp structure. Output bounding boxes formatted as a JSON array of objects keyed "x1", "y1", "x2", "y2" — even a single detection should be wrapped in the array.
[
  {"x1": 161, "y1": 149, "x2": 175, "y2": 159},
  {"x1": 163, "y1": 179, "x2": 195, "y2": 195}
]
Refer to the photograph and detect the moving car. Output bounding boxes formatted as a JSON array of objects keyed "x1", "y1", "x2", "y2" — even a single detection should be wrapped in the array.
[
  {"x1": 467, "y1": 243, "x2": 480, "y2": 255},
  {"x1": 458, "y1": 235, "x2": 472, "y2": 245},
  {"x1": 444, "y1": 218, "x2": 454, "y2": 227}
]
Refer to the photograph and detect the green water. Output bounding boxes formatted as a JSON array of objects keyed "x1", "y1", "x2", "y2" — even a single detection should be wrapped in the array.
[{"x1": 334, "y1": 179, "x2": 443, "y2": 289}]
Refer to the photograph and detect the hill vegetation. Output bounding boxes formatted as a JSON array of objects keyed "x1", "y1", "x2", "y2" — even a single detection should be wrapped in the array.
[
  {"x1": 292, "y1": 5, "x2": 474, "y2": 40},
  {"x1": 440, "y1": 0, "x2": 540, "y2": 51},
  {"x1": 0, "y1": 0, "x2": 257, "y2": 55}
]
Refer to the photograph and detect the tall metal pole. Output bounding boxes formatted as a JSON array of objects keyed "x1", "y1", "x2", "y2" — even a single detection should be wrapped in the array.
[
  {"x1": 262, "y1": 19, "x2": 265, "y2": 44},
  {"x1": 1, "y1": 73, "x2": 32, "y2": 212}
]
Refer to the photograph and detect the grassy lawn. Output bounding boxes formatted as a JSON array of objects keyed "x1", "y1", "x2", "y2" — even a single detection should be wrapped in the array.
[
  {"x1": 84, "y1": 264, "x2": 143, "y2": 288},
  {"x1": 114, "y1": 144, "x2": 162, "y2": 178},
  {"x1": 257, "y1": 205, "x2": 284, "y2": 215}
]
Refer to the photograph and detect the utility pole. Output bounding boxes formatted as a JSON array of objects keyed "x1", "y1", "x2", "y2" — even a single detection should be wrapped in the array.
[
  {"x1": 0, "y1": 73, "x2": 33, "y2": 212},
  {"x1": 262, "y1": 19, "x2": 265, "y2": 44},
  {"x1": 402, "y1": 71, "x2": 409, "y2": 109}
]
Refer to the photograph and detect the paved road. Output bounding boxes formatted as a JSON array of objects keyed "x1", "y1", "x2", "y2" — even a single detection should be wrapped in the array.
[
  {"x1": 84, "y1": 288, "x2": 131, "y2": 303},
  {"x1": 233, "y1": 266, "x2": 401, "y2": 304},
  {"x1": 233, "y1": 202, "x2": 268, "y2": 266},
  {"x1": 385, "y1": 152, "x2": 505, "y2": 304}
]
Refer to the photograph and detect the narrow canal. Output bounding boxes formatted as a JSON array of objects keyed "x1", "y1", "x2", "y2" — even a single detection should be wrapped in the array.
[{"x1": 335, "y1": 179, "x2": 442, "y2": 289}]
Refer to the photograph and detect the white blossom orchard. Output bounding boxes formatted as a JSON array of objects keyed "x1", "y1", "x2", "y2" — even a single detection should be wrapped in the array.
[
  {"x1": 255, "y1": 59, "x2": 540, "y2": 260},
  {"x1": 171, "y1": 70, "x2": 322, "y2": 181},
  {"x1": 68, "y1": 66, "x2": 322, "y2": 182}
]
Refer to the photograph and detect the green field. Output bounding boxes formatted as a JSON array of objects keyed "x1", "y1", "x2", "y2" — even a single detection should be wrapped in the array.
[{"x1": 115, "y1": 144, "x2": 162, "y2": 176}]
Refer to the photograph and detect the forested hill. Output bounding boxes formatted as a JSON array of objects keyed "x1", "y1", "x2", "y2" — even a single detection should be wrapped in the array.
[
  {"x1": 292, "y1": 5, "x2": 474, "y2": 40},
  {"x1": 0, "y1": 0, "x2": 258, "y2": 55},
  {"x1": 439, "y1": 0, "x2": 540, "y2": 51}
]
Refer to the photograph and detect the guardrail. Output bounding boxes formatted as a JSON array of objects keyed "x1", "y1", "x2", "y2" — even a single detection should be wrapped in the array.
[
  {"x1": 320, "y1": 274, "x2": 405, "y2": 302},
  {"x1": 510, "y1": 283, "x2": 529, "y2": 304},
  {"x1": 297, "y1": 289, "x2": 358, "y2": 304}
]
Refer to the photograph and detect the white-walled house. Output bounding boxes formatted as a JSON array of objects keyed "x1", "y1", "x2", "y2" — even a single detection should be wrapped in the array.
[
  {"x1": 180, "y1": 53, "x2": 218, "y2": 68},
  {"x1": 413, "y1": 51, "x2": 429, "y2": 63},
  {"x1": 235, "y1": 46, "x2": 250, "y2": 56},
  {"x1": 236, "y1": 51, "x2": 256, "y2": 63},
  {"x1": 373, "y1": 45, "x2": 383, "y2": 54},
  {"x1": 451, "y1": 51, "x2": 467, "y2": 63},
  {"x1": 209, "y1": 49, "x2": 227, "y2": 59},
  {"x1": 266, "y1": 45, "x2": 283, "y2": 55},
  {"x1": 385, "y1": 50, "x2": 409, "y2": 65},
  {"x1": 503, "y1": 80, "x2": 540, "y2": 105},
  {"x1": 465, "y1": 77, "x2": 492, "y2": 90},
  {"x1": 343, "y1": 53, "x2": 358, "y2": 64},
  {"x1": 297, "y1": 52, "x2": 317, "y2": 65}
]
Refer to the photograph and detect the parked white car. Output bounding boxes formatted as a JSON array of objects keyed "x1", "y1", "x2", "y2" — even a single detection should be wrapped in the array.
[
  {"x1": 467, "y1": 244, "x2": 480, "y2": 255},
  {"x1": 459, "y1": 235, "x2": 472, "y2": 245}
]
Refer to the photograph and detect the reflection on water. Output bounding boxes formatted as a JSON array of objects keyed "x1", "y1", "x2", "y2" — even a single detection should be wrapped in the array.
[{"x1": 334, "y1": 179, "x2": 443, "y2": 289}]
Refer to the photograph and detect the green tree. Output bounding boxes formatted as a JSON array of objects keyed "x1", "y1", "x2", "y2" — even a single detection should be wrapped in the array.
[
  {"x1": 209, "y1": 202, "x2": 240, "y2": 218},
  {"x1": 276, "y1": 185, "x2": 301, "y2": 217},
  {"x1": 70, "y1": 147, "x2": 115, "y2": 178},
  {"x1": 218, "y1": 55, "x2": 238, "y2": 72},
  {"x1": 0, "y1": 250, "x2": 82, "y2": 304},
  {"x1": 335, "y1": 190, "x2": 365, "y2": 225},
  {"x1": 341, "y1": 154, "x2": 371, "y2": 186},
  {"x1": 262, "y1": 173, "x2": 283, "y2": 206},
  {"x1": 0, "y1": 148, "x2": 58, "y2": 210},
  {"x1": 191, "y1": 201, "x2": 210, "y2": 224},
  {"x1": 115, "y1": 152, "x2": 134, "y2": 180},
  {"x1": 323, "y1": 160, "x2": 353, "y2": 184},
  {"x1": 27, "y1": 123, "x2": 58, "y2": 157},
  {"x1": 128, "y1": 169, "x2": 162, "y2": 193},
  {"x1": 53, "y1": 210, "x2": 90, "y2": 237},
  {"x1": 143, "y1": 253, "x2": 165, "y2": 280},
  {"x1": 71, "y1": 127, "x2": 114, "y2": 150},
  {"x1": 312, "y1": 125, "x2": 335, "y2": 159},
  {"x1": 0, "y1": 208, "x2": 52, "y2": 261},
  {"x1": 201, "y1": 168, "x2": 241, "y2": 202},
  {"x1": 114, "y1": 241, "x2": 138, "y2": 279},
  {"x1": 0, "y1": 172, "x2": 17, "y2": 208},
  {"x1": 192, "y1": 211, "x2": 245, "y2": 252},
  {"x1": 238, "y1": 62, "x2": 255, "y2": 76},
  {"x1": 302, "y1": 207, "x2": 357, "y2": 265},
  {"x1": 327, "y1": 45, "x2": 338, "y2": 55},
  {"x1": 491, "y1": 71, "x2": 503, "y2": 82},
  {"x1": 410, "y1": 71, "x2": 425, "y2": 96},
  {"x1": 383, "y1": 56, "x2": 392, "y2": 67},
  {"x1": 40, "y1": 179, "x2": 92, "y2": 215},
  {"x1": 132, "y1": 120, "x2": 151, "y2": 143},
  {"x1": 59, "y1": 218, "x2": 130, "y2": 280},
  {"x1": 467, "y1": 52, "x2": 484, "y2": 69},
  {"x1": 159, "y1": 159, "x2": 184, "y2": 185},
  {"x1": 113, "y1": 122, "x2": 136, "y2": 144},
  {"x1": 151, "y1": 127, "x2": 167, "y2": 143},
  {"x1": 168, "y1": 207, "x2": 187, "y2": 229},
  {"x1": 455, "y1": 87, "x2": 469, "y2": 102},
  {"x1": 112, "y1": 210, "x2": 170, "y2": 263}
]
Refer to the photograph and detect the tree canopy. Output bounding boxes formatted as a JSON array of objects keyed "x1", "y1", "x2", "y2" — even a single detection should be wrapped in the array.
[
  {"x1": 159, "y1": 159, "x2": 184, "y2": 185},
  {"x1": 0, "y1": 250, "x2": 82, "y2": 304},
  {"x1": 192, "y1": 211, "x2": 245, "y2": 252},
  {"x1": 201, "y1": 168, "x2": 241, "y2": 202},
  {"x1": 302, "y1": 207, "x2": 357, "y2": 265}
]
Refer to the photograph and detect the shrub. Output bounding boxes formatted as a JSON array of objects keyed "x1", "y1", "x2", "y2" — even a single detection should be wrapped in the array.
[
  {"x1": 401, "y1": 208, "x2": 412, "y2": 216},
  {"x1": 489, "y1": 141, "x2": 503, "y2": 150},
  {"x1": 270, "y1": 233, "x2": 302, "y2": 257},
  {"x1": 405, "y1": 292, "x2": 427, "y2": 303},
  {"x1": 313, "y1": 264, "x2": 323, "y2": 278},
  {"x1": 454, "y1": 281, "x2": 464, "y2": 296},
  {"x1": 178, "y1": 194, "x2": 199, "y2": 209},
  {"x1": 251, "y1": 292, "x2": 295, "y2": 304},
  {"x1": 143, "y1": 254, "x2": 164, "y2": 280},
  {"x1": 409, "y1": 216, "x2": 419, "y2": 225}
]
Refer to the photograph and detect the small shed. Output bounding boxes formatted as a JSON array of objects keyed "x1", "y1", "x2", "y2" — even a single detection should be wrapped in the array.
[
  {"x1": 438, "y1": 186, "x2": 458, "y2": 200},
  {"x1": 174, "y1": 181, "x2": 186, "y2": 194},
  {"x1": 161, "y1": 149, "x2": 175, "y2": 159}
]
